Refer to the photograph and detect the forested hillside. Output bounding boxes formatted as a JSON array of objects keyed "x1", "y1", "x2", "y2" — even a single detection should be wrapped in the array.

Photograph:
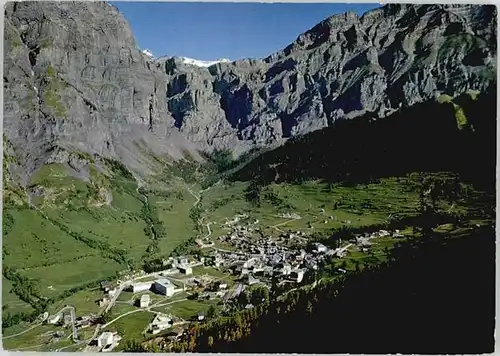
[{"x1": 232, "y1": 87, "x2": 497, "y2": 191}]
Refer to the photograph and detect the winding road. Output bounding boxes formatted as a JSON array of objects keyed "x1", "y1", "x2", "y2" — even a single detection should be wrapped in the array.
[
  {"x1": 102, "y1": 297, "x2": 189, "y2": 329},
  {"x1": 271, "y1": 219, "x2": 297, "y2": 233},
  {"x1": 203, "y1": 222, "x2": 212, "y2": 239}
]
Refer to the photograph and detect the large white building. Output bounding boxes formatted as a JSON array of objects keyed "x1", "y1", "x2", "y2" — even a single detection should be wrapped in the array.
[
  {"x1": 130, "y1": 282, "x2": 152, "y2": 293},
  {"x1": 153, "y1": 279, "x2": 175, "y2": 297}
]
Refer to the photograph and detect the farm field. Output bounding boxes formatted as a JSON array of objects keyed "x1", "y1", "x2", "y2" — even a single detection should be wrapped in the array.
[
  {"x1": 152, "y1": 299, "x2": 219, "y2": 321},
  {"x1": 46, "y1": 206, "x2": 151, "y2": 261},
  {"x1": 2, "y1": 208, "x2": 97, "y2": 269},
  {"x1": 2, "y1": 324, "x2": 58, "y2": 351},
  {"x1": 19, "y1": 256, "x2": 126, "y2": 299},
  {"x1": 103, "y1": 311, "x2": 156, "y2": 350},
  {"x1": 2, "y1": 278, "x2": 35, "y2": 315},
  {"x1": 199, "y1": 178, "x2": 421, "y2": 240},
  {"x1": 149, "y1": 191, "x2": 198, "y2": 255}
]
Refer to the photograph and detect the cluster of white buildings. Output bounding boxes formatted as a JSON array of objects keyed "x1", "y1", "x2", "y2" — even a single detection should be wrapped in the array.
[{"x1": 208, "y1": 220, "x2": 406, "y2": 293}]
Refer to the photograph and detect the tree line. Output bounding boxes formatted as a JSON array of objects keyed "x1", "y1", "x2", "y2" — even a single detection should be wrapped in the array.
[{"x1": 45, "y1": 215, "x2": 131, "y2": 267}]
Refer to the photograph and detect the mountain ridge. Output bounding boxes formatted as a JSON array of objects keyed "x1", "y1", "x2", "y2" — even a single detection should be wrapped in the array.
[{"x1": 3, "y1": 2, "x2": 497, "y2": 185}]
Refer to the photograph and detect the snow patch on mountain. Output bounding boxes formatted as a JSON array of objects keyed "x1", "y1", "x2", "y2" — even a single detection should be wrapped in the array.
[
  {"x1": 141, "y1": 49, "x2": 154, "y2": 58},
  {"x1": 180, "y1": 57, "x2": 231, "y2": 67}
]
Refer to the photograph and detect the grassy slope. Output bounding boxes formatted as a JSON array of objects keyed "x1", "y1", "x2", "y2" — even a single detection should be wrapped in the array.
[
  {"x1": 103, "y1": 311, "x2": 155, "y2": 350},
  {"x1": 2, "y1": 278, "x2": 35, "y2": 315},
  {"x1": 200, "y1": 178, "x2": 420, "y2": 239},
  {"x1": 2, "y1": 154, "x2": 201, "y2": 325},
  {"x1": 2, "y1": 88, "x2": 495, "y2": 350},
  {"x1": 2, "y1": 168, "x2": 493, "y2": 350}
]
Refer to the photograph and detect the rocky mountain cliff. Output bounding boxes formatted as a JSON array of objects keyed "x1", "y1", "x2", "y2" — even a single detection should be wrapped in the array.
[{"x1": 3, "y1": 2, "x2": 497, "y2": 182}]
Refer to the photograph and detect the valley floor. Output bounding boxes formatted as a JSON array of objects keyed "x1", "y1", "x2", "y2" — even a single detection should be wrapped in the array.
[{"x1": 2, "y1": 172, "x2": 495, "y2": 352}]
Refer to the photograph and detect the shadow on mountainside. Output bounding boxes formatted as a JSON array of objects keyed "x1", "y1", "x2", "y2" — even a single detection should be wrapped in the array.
[{"x1": 231, "y1": 87, "x2": 497, "y2": 191}]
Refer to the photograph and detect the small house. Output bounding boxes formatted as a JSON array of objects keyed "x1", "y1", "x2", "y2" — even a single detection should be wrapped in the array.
[
  {"x1": 150, "y1": 314, "x2": 173, "y2": 334},
  {"x1": 77, "y1": 319, "x2": 92, "y2": 329},
  {"x1": 246, "y1": 274, "x2": 260, "y2": 286},
  {"x1": 281, "y1": 263, "x2": 292, "y2": 276},
  {"x1": 290, "y1": 269, "x2": 305, "y2": 283},
  {"x1": 47, "y1": 313, "x2": 62, "y2": 325},
  {"x1": 63, "y1": 314, "x2": 72, "y2": 327},
  {"x1": 178, "y1": 265, "x2": 192, "y2": 275},
  {"x1": 197, "y1": 312, "x2": 205, "y2": 321},
  {"x1": 96, "y1": 331, "x2": 118, "y2": 348},
  {"x1": 314, "y1": 243, "x2": 328, "y2": 253},
  {"x1": 140, "y1": 294, "x2": 150, "y2": 308},
  {"x1": 98, "y1": 297, "x2": 110, "y2": 307}
]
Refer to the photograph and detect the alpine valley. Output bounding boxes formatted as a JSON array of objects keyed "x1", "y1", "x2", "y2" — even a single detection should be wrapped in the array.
[{"x1": 2, "y1": 2, "x2": 496, "y2": 353}]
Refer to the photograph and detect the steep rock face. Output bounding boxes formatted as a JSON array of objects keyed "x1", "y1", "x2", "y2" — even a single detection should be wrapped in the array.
[
  {"x1": 4, "y1": 1, "x2": 199, "y2": 183},
  {"x1": 164, "y1": 4, "x2": 496, "y2": 153},
  {"x1": 3, "y1": 2, "x2": 497, "y2": 181}
]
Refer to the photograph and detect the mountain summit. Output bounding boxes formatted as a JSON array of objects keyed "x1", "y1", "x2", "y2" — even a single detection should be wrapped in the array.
[{"x1": 3, "y1": 2, "x2": 497, "y2": 181}]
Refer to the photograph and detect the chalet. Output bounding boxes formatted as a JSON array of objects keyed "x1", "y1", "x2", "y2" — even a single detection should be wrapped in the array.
[
  {"x1": 95, "y1": 331, "x2": 121, "y2": 351},
  {"x1": 76, "y1": 319, "x2": 92, "y2": 329},
  {"x1": 314, "y1": 243, "x2": 328, "y2": 253},
  {"x1": 63, "y1": 314, "x2": 72, "y2": 327},
  {"x1": 150, "y1": 314, "x2": 173, "y2": 334},
  {"x1": 245, "y1": 274, "x2": 260, "y2": 286},
  {"x1": 47, "y1": 313, "x2": 62, "y2": 325}
]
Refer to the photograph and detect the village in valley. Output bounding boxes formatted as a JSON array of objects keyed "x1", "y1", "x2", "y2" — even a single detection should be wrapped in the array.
[{"x1": 25, "y1": 209, "x2": 406, "y2": 352}]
